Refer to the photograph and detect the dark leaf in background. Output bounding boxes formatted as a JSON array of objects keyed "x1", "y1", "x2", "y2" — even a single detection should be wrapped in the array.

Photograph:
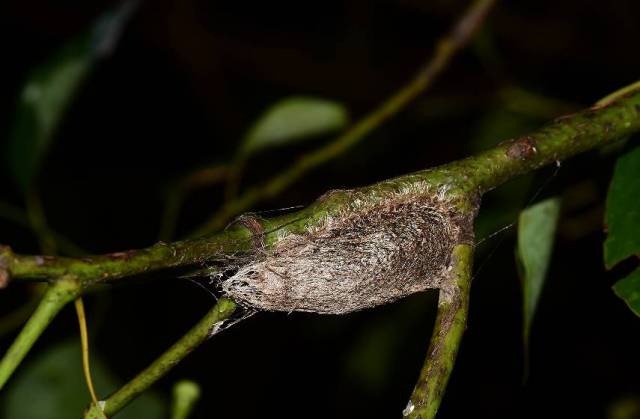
[
  {"x1": 1, "y1": 339, "x2": 165, "y2": 419},
  {"x1": 6, "y1": 1, "x2": 139, "y2": 191},
  {"x1": 239, "y1": 96, "x2": 348, "y2": 157},
  {"x1": 613, "y1": 268, "x2": 640, "y2": 318},
  {"x1": 604, "y1": 145, "x2": 640, "y2": 269},
  {"x1": 517, "y1": 197, "x2": 561, "y2": 349},
  {"x1": 171, "y1": 380, "x2": 201, "y2": 419}
]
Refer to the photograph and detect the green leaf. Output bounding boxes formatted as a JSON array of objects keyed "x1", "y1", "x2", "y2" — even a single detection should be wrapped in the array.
[
  {"x1": 1, "y1": 339, "x2": 165, "y2": 419},
  {"x1": 7, "y1": 44, "x2": 90, "y2": 190},
  {"x1": 604, "y1": 146, "x2": 640, "y2": 269},
  {"x1": 613, "y1": 267, "x2": 640, "y2": 317},
  {"x1": 6, "y1": 1, "x2": 137, "y2": 190},
  {"x1": 171, "y1": 380, "x2": 201, "y2": 419},
  {"x1": 240, "y1": 96, "x2": 348, "y2": 156},
  {"x1": 517, "y1": 197, "x2": 561, "y2": 347}
]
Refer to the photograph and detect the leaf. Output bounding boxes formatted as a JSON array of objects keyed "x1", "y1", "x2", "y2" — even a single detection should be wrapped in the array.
[
  {"x1": 1, "y1": 339, "x2": 166, "y2": 419},
  {"x1": 613, "y1": 268, "x2": 640, "y2": 317},
  {"x1": 240, "y1": 96, "x2": 348, "y2": 156},
  {"x1": 604, "y1": 145, "x2": 640, "y2": 269},
  {"x1": 6, "y1": 1, "x2": 138, "y2": 190},
  {"x1": 517, "y1": 197, "x2": 561, "y2": 347},
  {"x1": 7, "y1": 44, "x2": 90, "y2": 190},
  {"x1": 171, "y1": 380, "x2": 201, "y2": 419}
]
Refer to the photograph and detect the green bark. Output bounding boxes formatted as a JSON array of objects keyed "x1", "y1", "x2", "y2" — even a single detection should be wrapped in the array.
[
  {"x1": 0, "y1": 277, "x2": 80, "y2": 389},
  {"x1": 1, "y1": 85, "x2": 639, "y2": 419},
  {"x1": 101, "y1": 298, "x2": 236, "y2": 417},
  {"x1": 405, "y1": 245, "x2": 474, "y2": 419}
]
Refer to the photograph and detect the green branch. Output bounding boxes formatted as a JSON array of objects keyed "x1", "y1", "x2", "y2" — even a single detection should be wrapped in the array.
[
  {"x1": 1, "y1": 84, "x2": 638, "y2": 394},
  {"x1": 2, "y1": 88, "x2": 640, "y2": 288},
  {"x1": 405, "y1": 244, "x2": 473, "y2": 419},
  {"x1": 0, "y1": 277, "x2": 81, "y2": 389},
  {"x1": 1, "y1": 84, "x2": 639, "y2": 417},
  {"x1": 444, "y1": 93, "x2": 640, "y2": 193},
  {"x1": 189, "y1": 0, "x2": 498, "y2": 236},
  {"x1": 92, "y1": 298, "x2": 236, "y2": 418},
  {"x1": 0, "y1": 229, "x2": 253, "y2": 285}
]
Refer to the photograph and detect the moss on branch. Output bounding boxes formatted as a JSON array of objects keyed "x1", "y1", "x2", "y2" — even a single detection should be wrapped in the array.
[{"x1": 405, "y1": 244, "x2": 474, "y2": 419}]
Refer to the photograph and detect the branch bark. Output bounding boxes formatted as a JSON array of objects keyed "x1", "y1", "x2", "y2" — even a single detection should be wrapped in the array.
[
  {"x1": 98, "y1": 298, "x2": 236, "y2": 418},
  {"x1": 189, "y1": 0, "x2": 498, "y2": 237},
  {"x1": 0, "y1": 73, "x2": 639, "y2": 419},
  {"x1": 0, "y1": 276, "x2": 80, "y2": 389},
  {"x1": 3, "y1": 87, "x2": 639, "y2": 287},
  {"x1": 1, "y1": 83, "x2": 638, "y2": 417},
  {"x1": 405, "y1": 244, "x2": 474, "y2": 419},
  {"x1": 2, "y1": 86, "x2": 639, "y2": 410}
]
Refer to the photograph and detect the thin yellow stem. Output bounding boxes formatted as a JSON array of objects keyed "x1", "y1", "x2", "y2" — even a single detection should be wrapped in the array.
[
  {"x1": 75, "y1": 297, "x2": 99, "y2": 405},
  {"x1": 596, "y1": 79, "x2": 640, "y2": 107}
]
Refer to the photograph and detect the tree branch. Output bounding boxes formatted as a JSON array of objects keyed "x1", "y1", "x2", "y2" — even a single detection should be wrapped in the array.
[
  {"x1": 89, "y1": 298, "x2": 236, "y2": 418},
  {"x1": 0, "y1": 277, "x2": 81, "y2": 389},
  {"x1": 404, "y1": 244, "x2": 473, "y2": 419},
  {"x1": 1, "y1": 83, "x2": 639, "y2": 417},
  {"x1": 0, "y1": 229, "x2": 253, "y2": 285},
  {"x1": 442, "y1": 91, "x2": 640, "y2": 193},
  {"x1": 189, "y1": 0, "x2": 498, "y2": 237},
  {"x1": 2, "y1": 87, "x2": 639, "y2": 288}
]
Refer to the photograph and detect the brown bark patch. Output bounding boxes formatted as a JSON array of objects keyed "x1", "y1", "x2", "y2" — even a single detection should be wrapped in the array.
[{"x1": 506, "y1": 136, "x2": 537, "y2": 160}]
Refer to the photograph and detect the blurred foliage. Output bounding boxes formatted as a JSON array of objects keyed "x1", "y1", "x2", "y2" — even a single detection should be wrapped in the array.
[
  {"x1": 7, "y1": 39, "x2": 90, "y2": 191},
  {"x1": 608, "y1": 395, "x2": 640, "y2": 419},
  {"x1": 605, "y1": 146, "x2": 640, "y2": 317},
  {"x1": 516, "y1": 197, "x2": 561, "y2": 351},
  {"x1": 161, "y1": 96, "x2": 348, "y2": 238},
  {"x1": 5, "y1": 1, "x2": 137, "y2": 191},
  {"x1": 171, "y1": 380, "x2": 201, "y2": 419},
  {"x1": 239, "y1": 96, "x2": 348, "y2": 157},
  {"x1": 344, "y1": 299, "x2": 431, "y2": 393},
  {"x1": 613, "y1": 268, "x2": 640, "y2": 317},
  {"x1": 1, "y1": 339, "x2": 165, "y2": 419},
  {"x1": 604, "y1": 146, "x2": 640, "y2": 269}
]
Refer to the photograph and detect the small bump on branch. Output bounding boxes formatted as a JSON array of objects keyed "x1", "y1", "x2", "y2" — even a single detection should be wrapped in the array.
[{"x1": 0, "y1": 246, "x2": 13, "y2": 289}]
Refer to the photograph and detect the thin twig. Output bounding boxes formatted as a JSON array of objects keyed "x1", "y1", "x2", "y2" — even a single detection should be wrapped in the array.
[
  {"x1": 159, "y1": 165, "x2": 229, "y2": 241},
  {"x1": 0, "y1": 277, "x2": 81, "y2": 389},
  {"x1": 25, "y1": 188, "x2": 57, "y2": 255},
  {"x1": 75, "y1": 298, "x2": 99, "y2": 404},
  {"x1": 189, "y1": 0, "x2": 499, "y2": 237},
  {"x1": 96, "y1": 298, "x2": 236, "y2": 417},
  {"x1": 0, "y1": 200, "x2": 86, "y2": 256}
]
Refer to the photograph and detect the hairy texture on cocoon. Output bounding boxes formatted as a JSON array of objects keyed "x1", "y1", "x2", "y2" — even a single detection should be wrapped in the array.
[{"x1": 221, "y1": 189, "x2": 471, "y2": 314}]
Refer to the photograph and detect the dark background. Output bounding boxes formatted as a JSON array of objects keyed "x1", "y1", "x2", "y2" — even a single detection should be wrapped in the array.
[{"x1": 1, "y1": 0, "x2": 640, "y2": 418}]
